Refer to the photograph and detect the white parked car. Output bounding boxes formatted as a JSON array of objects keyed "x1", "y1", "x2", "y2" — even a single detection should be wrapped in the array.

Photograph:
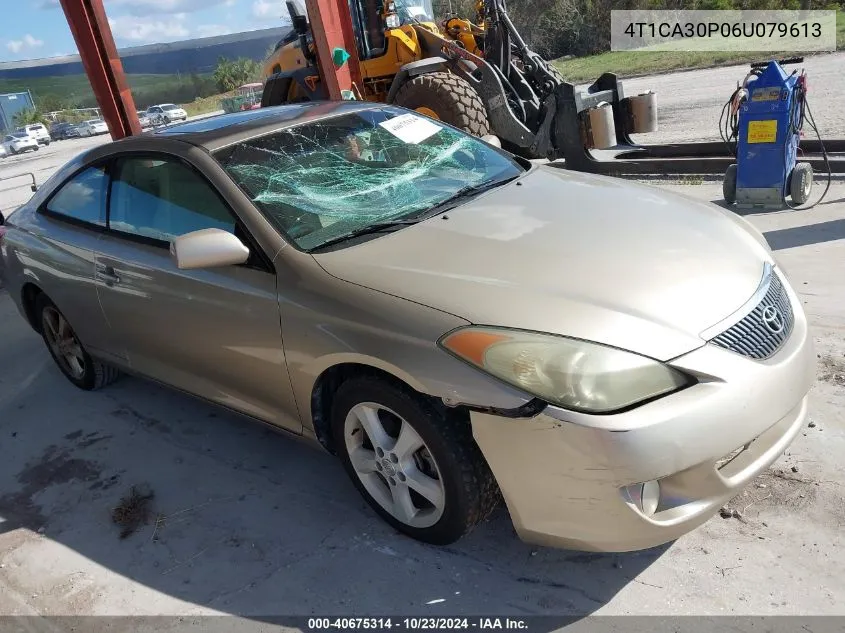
[
  {"x1": 136, "y1": 111, "x2": 153, "y2": 129},
  {"x1": 78, "y1": 119, "x2": 109, "y2": 136},
  {"x1": 146, "y1": 103, "x2": 188, "y2": 125},
  {"x1": 16, "y1": 123, "x2": 52, "y2": 145},
  {"x1": 2, "y1": 132, "x2": 39, "y2": 155}
]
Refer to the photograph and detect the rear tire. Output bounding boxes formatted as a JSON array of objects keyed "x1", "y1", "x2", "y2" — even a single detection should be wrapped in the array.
[
  {"x1": 35, "y1": 294, "x2": 120, "y2": 391},
  {"x1": 789, "y1": 162, "x2": 813, "y2": 205},
  {"x1": 331, "y1": 376, "x2": 499, "y2": 545},
  {"x1": 393, "y1": 71, "x2": 491, "y2": 138}
]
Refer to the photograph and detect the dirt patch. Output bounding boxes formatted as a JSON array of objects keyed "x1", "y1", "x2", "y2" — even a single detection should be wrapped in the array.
[
  {"x1": 111, "y1": 405, "x2": 172, "y2": 434},
  {"x1": 111, "y1": 484, "x2": 155, "y2": 539},
  {"x1": 0, "y1": 445, "x2": 101, "y2": 533},
  {"x1": 817, "y1": 354, "x2": 845, "y2": 386},
  {"x1": 723, "y1": 467, "x2": 818, "y2": 522},
  {"x1": 78, "y1": 431, "x2": 112, "y2": 448}
]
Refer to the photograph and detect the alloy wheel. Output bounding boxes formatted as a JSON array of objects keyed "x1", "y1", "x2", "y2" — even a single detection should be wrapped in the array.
[
  {"x1": 42, "y1": 306, "x2": 86, "y2": 380},
  {"x1": 344, "y1": 402, "x2": 446, "y2": 529}
]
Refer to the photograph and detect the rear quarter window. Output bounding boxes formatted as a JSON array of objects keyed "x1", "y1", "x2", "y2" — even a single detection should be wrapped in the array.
[{"x1": 44, "y1": 166, "x2": 109, "y2": 227}]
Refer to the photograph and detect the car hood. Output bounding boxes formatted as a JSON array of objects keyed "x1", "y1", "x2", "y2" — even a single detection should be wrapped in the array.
[{"x1": 312, "y1": 167, "x2": 772, "y2": 361}]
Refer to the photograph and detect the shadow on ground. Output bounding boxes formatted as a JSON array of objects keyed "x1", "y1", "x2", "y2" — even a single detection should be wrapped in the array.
[
  {"x1": 762, "y1": 218, "x2": 845, "y2": 251},
  {"x1": 0, "y1": 300, "x2": 666, "y2": 620},
  {"x1": 708, "y1": 198, "x2": 845, "y2": 251}
]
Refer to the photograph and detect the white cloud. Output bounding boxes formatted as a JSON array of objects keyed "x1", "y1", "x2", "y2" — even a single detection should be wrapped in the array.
[
  {"x1": 252, "y1": 0, "x2": 278, "y2": 18},
  {"x1": 107, "y1": 15, "x2": 190, "y2": 42},
  {"x1": 106, "y1": 0, "x2": 232, "y2": 15},
  {"x1": 6, "y1": 34, "x2": 44, "y2": 54},
  {"x1": 37, "y1": 0, "x2": 60, "y2": 8}
]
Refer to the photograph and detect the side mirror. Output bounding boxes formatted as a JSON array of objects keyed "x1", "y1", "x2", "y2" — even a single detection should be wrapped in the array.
[{"x1": 170, "y1": 228, "x2": 249, "y2": 270}]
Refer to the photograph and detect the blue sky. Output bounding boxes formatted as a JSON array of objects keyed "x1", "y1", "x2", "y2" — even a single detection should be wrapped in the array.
[{"x1": 0, "y1": 0, "x2": 289, "y2": 62}]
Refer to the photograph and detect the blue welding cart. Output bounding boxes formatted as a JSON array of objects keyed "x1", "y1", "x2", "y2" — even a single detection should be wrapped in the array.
[{"x1": 723, "y1": 60, "x2": 812, "y2": 209}]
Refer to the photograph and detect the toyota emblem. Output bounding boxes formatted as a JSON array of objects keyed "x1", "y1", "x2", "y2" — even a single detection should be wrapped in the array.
[{"x1": 762, "y1": 306, "x2": 784, "y2": 334}]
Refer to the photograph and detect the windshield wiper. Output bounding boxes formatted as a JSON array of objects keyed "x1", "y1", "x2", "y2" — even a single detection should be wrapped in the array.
[
  {"x1": 309, "y1": 176, "x2": 519, "y2": 252},
  {"x1": 309, "y1": 218, "x2": 422, "y2": 252},
  {"x1": 421, "y1": 176, "x2": 519, "y2": 218}
]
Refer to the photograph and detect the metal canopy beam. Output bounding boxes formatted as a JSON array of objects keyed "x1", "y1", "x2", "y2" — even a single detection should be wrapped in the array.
[{"x1": 59, "y1": 0, "x2": 140, "y2": 139}]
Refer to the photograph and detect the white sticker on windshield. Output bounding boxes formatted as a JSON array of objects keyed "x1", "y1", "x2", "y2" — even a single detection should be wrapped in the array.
[{"x1": 378, "y1": 113, "x2": 441, "y2": 144}]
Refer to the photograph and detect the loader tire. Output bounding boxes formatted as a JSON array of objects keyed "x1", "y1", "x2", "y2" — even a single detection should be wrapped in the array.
[{"x1": 393, "y1": 72, "x2": 490, "y2": 138}]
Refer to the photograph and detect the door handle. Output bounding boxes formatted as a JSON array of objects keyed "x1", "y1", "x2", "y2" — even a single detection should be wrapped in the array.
[{"x1": 95, "y1": 264, "x2": 120, "y2": 285}]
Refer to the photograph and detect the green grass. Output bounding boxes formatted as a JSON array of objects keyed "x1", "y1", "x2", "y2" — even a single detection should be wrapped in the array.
[
  {"x1": 553, "y1": 10, "x2": 845, "y2": 83},
  {"x1": 839, "y1": 9, "x2": 845, "y2": 44},
  {"x1": 183, "y1": 91, "x2": 233, "y2": 117}
]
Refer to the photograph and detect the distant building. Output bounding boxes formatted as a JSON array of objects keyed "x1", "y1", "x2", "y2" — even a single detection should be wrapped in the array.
[
  {"x1": 0, "y1": 27, "x2": 291, "y2": 80},
  {"x1": 0, "y1": 91, "x2": 35, "y2": 133}
]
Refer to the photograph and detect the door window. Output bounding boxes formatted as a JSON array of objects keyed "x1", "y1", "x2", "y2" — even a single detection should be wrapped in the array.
[
  {"x1": 108, "y1": 156, "x2": 236, "y2": 242},
  {"x1": 45, "y1": 166, "x2": 108, "y2": 226}
]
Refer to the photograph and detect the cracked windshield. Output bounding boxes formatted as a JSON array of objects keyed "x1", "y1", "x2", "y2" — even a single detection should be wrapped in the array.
[{"x1": 215, "y1": 108, "x2": 523, "y2": 251}]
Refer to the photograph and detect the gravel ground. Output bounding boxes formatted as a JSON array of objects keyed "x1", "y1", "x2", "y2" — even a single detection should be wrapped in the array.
[
  {"x1": 623, "y1": 51, "x2": 845, "y2": 144},
  {"x1": 0, "y1": 83, "x2": 844, "y2": 626}
]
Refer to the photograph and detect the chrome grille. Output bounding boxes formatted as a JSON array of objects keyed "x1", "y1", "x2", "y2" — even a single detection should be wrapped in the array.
[{"x1": 709, "y1": 270, "x2": 794, "y2": 360}]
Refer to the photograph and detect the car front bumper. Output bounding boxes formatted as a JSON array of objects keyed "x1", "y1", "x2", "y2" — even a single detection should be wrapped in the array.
[{"x1": 470, "y1": 282, "x2": 815, "y2": 552}]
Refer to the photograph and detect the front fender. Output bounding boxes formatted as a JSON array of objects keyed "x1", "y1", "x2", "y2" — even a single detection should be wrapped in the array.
[{"x1": 385, "y1": 57, "x2": 448, "y2": 104}]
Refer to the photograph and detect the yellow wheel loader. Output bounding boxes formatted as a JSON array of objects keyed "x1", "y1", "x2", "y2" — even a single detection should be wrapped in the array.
[{"x1": 260, "y1": 0, "x2": 588, "y2": 159}]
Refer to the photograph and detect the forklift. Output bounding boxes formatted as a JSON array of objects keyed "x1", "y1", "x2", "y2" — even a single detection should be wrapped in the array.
[{"x1": 260, "y1": 0, "x2": 658, "y2": 160}]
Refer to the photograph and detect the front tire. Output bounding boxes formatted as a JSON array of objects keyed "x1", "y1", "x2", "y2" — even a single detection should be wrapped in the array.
[
  {"x1": 35, "y1": 294, "x2": 120, "y2": 391},
  {"x1": 393, "y1": 71, "x2": 491, "y2": 138},
  {"x1": 332, "y1": 376, "x2": 499, "y2": 545},
  {"x1": 723, "y1": 163, "x2": 737, "y2": 204}
]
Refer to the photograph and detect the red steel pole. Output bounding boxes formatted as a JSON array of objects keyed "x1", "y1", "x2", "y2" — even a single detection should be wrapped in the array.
[
  {"x1": 306, "y1": 0, "x2": 362, "y2": 100},
  {"x1": 59, "y1": 0, "x2": 141, "y2": 138}
]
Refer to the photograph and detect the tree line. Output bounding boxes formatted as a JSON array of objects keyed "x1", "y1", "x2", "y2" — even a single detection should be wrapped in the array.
[{"x1": 11, "y1": 55, "x2": 262, "y2": 125}]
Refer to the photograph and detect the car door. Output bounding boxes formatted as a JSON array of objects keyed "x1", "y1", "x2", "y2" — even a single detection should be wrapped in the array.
[
  {"x1": 26, "y1": 163, "x2": 120, "y2": 360},
  {"x1": 94, "y1": 153, "x2": 301, "y2": 432}
]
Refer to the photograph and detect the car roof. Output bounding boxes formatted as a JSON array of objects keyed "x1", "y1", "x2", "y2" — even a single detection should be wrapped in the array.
[{"x1": 135, "y1": 101, "x2": 385, "y2": 151}]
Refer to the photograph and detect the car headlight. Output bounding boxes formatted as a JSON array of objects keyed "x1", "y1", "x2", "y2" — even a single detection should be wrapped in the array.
[{"x1": 438, "y1": 327, "x2": 691, "y2": 414}]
